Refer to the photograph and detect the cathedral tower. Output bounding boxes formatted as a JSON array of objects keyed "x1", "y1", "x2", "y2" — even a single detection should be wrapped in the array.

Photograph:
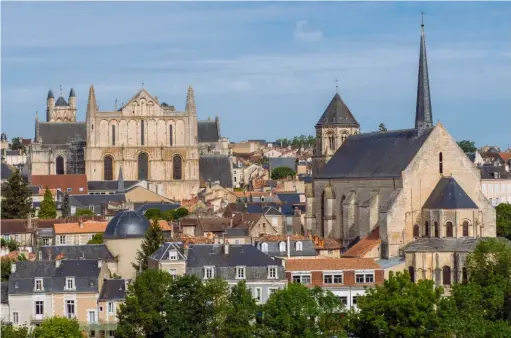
[
  {"x1": 46, "y1": 87, "x2": 77, "y2": 122},
  {"x1": 415, "y1": 14, "x2": 433, "y2": 135}
]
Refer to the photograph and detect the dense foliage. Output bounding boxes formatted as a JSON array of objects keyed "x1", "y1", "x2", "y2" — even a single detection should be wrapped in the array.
[
  {"x1": 38, "y1": 188, "x2": 57, "y2": 219},
  {"x1": 132, "y1": 219, "x2": 165, "y2": 271},
  {"x1": 10, "y1": 137, "x2": 26, "y2": 153},
  {"x1": 144, "y1": 207, "x2": 189, "y2": 221},
  {"x1": 75, "y1": 208, "x2": 94, "y2": 216},
  {"x1": 275, "y1": 135, "x2": 315, "y2": 148},
  {"x1": 1, "y1": 169, "x2": 33, "y2": 219},
  {"x1": 270, "y1": 166, "x2": 296, "y2": 180},
  {"x1": 87, "y1": 233, "x2": 104, "y2": 244},
  {"x1": 60, "y1": 193, "x2": 70, "y2": 218},
  {"x1": 457, "y1": 140, "x2": 477, "y2": 153},
  {"x1": 31, "y1": 317, "x2": 82, "y2": 338},
  {"x1": 1, "y1": 254, "x2": 28, "y2": 282},
  {"x1": 497, "y1": 203, "x2": 511, "y2": 240},
  {"x1": 379, "y1": 123, "x2": 388, "y2": 132}
]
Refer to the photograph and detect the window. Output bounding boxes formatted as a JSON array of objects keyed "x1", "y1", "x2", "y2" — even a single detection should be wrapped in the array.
[
  {"x1": 408, "y1": 266, "x2": 415, "y2": 282},
  {"x1": 66, "y1": 278, "x2": 75, "y2": 290},
  {"x1": 35, "y1": 301, "x2": 44, "y2": 315},
  {"x1": 292, "y1": 274, "x2": 311, "y2": 284},
  {"x1": 109, "y1": 331, "x2": 115, "y2": 338},
  {"x1": 295, "y1": 241, "x2": 303, "y2": 251},
  {"x1": 269, "y1": 288, "x2": 278, "y2": 296},
  {"x1": 204, "y1": 267, "x2": 214, "y2": 280},
  {"x1": 268, "y1": 266, "x2": 278, "y2": 279},
  {"x1": 355, "y1": 272, "x2": 374, "y2": 284},
  {"x1": 413, "y1": 224, "x2": 420, "y2": 238},
  {"x1": 79, "y1": 187, "x2": 84, "y2": 192},
  {"x1": 341, "y1": 133, "x2": 348, "y2": 144},
  {"x1": 439, "y1": 152, "x2": 443, "y2": 174},
  {"x1": 13, "y1": 312, "x2": 19, "y2": 324},
  {"x1": 66, "y1": 300, "x2": 75, "y2": 318},
  {"x1": 89, "y1": 205, "x2": 95, "y2": 212},
  {"x1": 66, "y1": 188, "x2": 72, "y2": 193},
  {"x1": 173, "y1": 155, "x2": 182, "y2": 180},
  {"x1": 462, "y1": 267, "x2": 468, "y2": 283},
  {"x1": 169, "y1": 125, "x2": 173, "y2": 146},
  {"x1": 58, "y1": 236, "x2": 66, "y2": 245},
  {"x1": 254, "y1": 287, "x2": 262, "y2": 303},
  {"x1": 261, "y1": 243, "x2": 268, "y2": 253},
  {"x1": 138, "y1": 152, "x2": 148, "y2": 180},
  {"x1": 168, "y1": 269, "x2": 177, "y2": 278},
  {"x1": 279, "y1": 242, "x2": 286, "y2": 252},
  {"x1": 323, "y1": 273, "x2": 343, "y2": 284},
  {"x1": 352, "y1": 296, "x2": 358, "y2": 305},
  {"x1": 425, "y1": 221, "x2": 430, "y2": 237},
  {"x1": 103, "y1": 156, "x2": 113, "y2": 181},
  {"x1": 463, "y1": 221, "x2": 469, "y2": 237},
  {"x1": 234, "y1": 240, "x2": 240, "y2": 244},
  {"x1": 443, "y1": 266, "x2": 451, "y2": 286},
  {"x1": 56, "y1": 155, "x2": 65, "y2": 175},
  {"x1": 140, "y1": 120, "x2": 145, "y2": 145},
  {"x1": 446, "y1": 222, "x2": 454, "y2": 238},
  {"x1": 112, "y1": 125, "x2": 116, "y2": 146},
  {"x1": 168, "y1": 250, "x2": 178, "y2": 260},
  {"x1": 434, "y1": 222, "x2": 440, "y2": 238},
  {"x1": 236, "y1": 266, "x2": 246, "y2": 279},
  {"x1": 328, "y1": 135, "x2": 335, "y2": 150},
  {"x1": 88, "y1": 310, "x2": 96, "y2": 323},
  {"x1": 35, "y1": 279, "x2": 43, "y2": 291},
  {"x1": 108, "y1": 302, "x2": 114, "y2": 314},
  {"x1": 338, "y1": 297, "x2": 347, "y2": 306}
]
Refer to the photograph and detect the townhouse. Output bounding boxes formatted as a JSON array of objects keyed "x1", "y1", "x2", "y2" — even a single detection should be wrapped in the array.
[{"x1": 54, "y1": 221, "x2": 108, "y2": 246}]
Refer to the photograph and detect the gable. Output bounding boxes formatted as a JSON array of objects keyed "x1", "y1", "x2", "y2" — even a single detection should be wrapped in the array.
[
  {"x1": 118, "y1": 89, "x2": 166, "y2": 116},
  {"x1": 125, "y1": 186, "x2": 172, "y2": 203}
]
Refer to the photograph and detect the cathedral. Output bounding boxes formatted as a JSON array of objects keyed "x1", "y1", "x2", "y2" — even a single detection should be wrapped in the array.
[
  {"x1": 28, "y1": 86, "x2": 229, "y2": 201},
  {"x1": 305, "y1": 19, "x2": 496, "y2": 265}
]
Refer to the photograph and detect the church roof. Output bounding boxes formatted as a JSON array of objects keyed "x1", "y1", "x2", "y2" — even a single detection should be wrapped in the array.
[
  {"x1": 316, "y1": 93, "x2": 359, "y2": 127},
  {"x1": 37, "y1": 122, "x2": 86, "y2": 145},
  {"x1": 403, "y1": 237, "x2": 483, "y2": 253},
  {"x1": 317, "y1": 128, "x2": 432, "y2": 179},
  {"x1": 199, "y1": 156, "x2": 233, "y2": 188},
  {"x1": 55, "y1": 96, "x2": 68, "y2": 106},
  {"x1": 415, "y1": 19, "x2": 433, "y2": 133},
  {"x1": 198, "y1": 120, "x2": 219, "y2": 143},
  {"x1": 423, "y1": 177, "x2": 478, "y2": 210}
]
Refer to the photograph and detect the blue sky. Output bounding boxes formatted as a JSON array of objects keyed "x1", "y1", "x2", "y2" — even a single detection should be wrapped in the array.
[{"x1": 2, "y1": 2, "x2": 510, "y2": 148}]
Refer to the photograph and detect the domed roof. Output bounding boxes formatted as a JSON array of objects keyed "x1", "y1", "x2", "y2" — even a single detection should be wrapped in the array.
[{"x1": 103, "y1": 211, "x2": 150, "y2": 239}]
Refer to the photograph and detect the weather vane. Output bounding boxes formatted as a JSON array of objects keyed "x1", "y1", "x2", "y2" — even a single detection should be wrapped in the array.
[
  {"x1": 59, "y1": 85, "x2": 63, "y2": 96},
  {"x1": 421, "y1": 12, "x2": 424, "y2": 27}
]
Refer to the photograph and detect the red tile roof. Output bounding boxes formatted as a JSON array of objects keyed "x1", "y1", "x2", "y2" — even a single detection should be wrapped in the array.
[
  {"x1": 343, "y1": 227, "x2": 381, "y2": 258},
  {"x1": 31, "y1": 174, "x2": 88, "y2": 194}
]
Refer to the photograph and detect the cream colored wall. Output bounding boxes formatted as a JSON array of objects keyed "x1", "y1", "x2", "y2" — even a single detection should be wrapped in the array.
[
  {"x1": 317, "y1": 249, "x2": 341, "y2": 258},
  {"x1": 250, "y1": 217, "x2": 278, "y2": 237},
  {"x1": 104, "y1": 238, "x2": 143, "y2": 279},
  {"x1": 383, "y1": 262, "x2": 406, "y2": 280},
  {"x1": 481, "y1": 179, "x2": 511, "y2": 206},
  {"x1": 158, "y1": 261, "x2": 187, "y2": 276},
  {"x1": 125, "y1": 186, "x2": 171, "y2": 203},
  {"x1": 98, "y1": 300, "x2": 122, "y2": 323}
]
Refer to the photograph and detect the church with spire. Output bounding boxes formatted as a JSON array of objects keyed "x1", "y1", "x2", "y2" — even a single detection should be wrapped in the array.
[{"x1": 305, "y1": 17, "x2": 496, "y2": 283}]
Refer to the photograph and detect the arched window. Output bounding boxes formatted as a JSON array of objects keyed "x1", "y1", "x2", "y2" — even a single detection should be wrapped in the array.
[
  {"x1": 103, "y1": 156, "x2": 113, "y2": 180},
  {"x1": 173, "y1": 155, "x2": 182, "y2": 180},
  {"x1": 425, "y1": 221, "x2": 430, "y2": 237},
  {"x1": 446, "y1": 221, "x2": 454, "y2": 237},
  {"x1": 138, "y1": 152, "x2": 148, "y2": 180},
  {"x1": 56, "y1": 155, "x2": 65, "y2": 175},
  {"x1": 408, "y1": 266, "x2": 415, "y2": 282},
  {"x1": 341, "y1": 133, "x2": 347, "y2": 144},
  {"x1": 140, "y1": 120, "x2": 145, "y2": 146},
  {"x1": 112, "y1": 125, "x2": 116, "y2": 146},
  {"x1": 169, "y1": 125, "x2": 173, "y2": 146},
  {"x1": 439, "y1": 152, "x2": 443, "y2": 174},
  {"x1": 279, "y1": 242, "x2": 286, "y2": 252},
  {"x1": 442, "y1": 266, "x2": 451, "y2": 286},
  {"x1": 413, "y1": 224, "x2": 420, "y2": 238},
  {"x1": 328, "y1": 135, "x2": 335, "y2": 150},
  {"x1": 462, "y1": 267, "x2": 468, "y2": 283},
  {"x1": 462, "y1": 221, "x2": 469, "y2": 237},
  {"x1": 434, "y1": 222, "x2": 440, "y2": 238},
  {"x1": 295, "y1": 241, "x2": 303, "y2": 251},
  {"x1": 261, "y1": 243, "x2": 268, "y2": 253}
]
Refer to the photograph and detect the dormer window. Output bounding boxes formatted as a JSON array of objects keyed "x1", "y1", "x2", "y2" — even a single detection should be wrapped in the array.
[
  {"x1": 261, "y1": 243, "x2": 268, "y2": 253},
  {"x1": 295, "y1": 241, "x2": 303, "y2": 251},
  {"x1": 236, "y1": 266, "x2": 246, "y2": 280},
  {"x1": 279, "y1": 241, "x2": 286, "y2": 252},
  {"x1": 168, "y1": 250, "x2": 178, "y2": 260},
  {"x1": 65, "y1": 277, "x2": 75, "y2": 290},
  {"x1": 204, "y1": 266, "x2": 214, "y2": 280},
  {"x1": 35, "y1": 279, "x2": 43, "y2": 291},
  {"x1": 268, "y1": 266, "x2": 278, "y2": 279}
]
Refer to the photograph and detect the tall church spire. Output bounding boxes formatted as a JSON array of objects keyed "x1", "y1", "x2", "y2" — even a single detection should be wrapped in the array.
[
  {"x1": 185, "y1": 85, "x2": 196, "y2": 115},
  {"x1": 415, "y1": 13, "x2": 433, "y2": 135},
  {"x1": 86, "y1": 85, "x2": 97, "y2": 116}
]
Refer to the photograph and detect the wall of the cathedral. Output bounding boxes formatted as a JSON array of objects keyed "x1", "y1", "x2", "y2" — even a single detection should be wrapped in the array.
[
  {"x1": 28, "y1": 144, "x2": 73, "y2": 176},
  {"x1": 46, "y1": 96, "x2": 76, "y2": 123}
]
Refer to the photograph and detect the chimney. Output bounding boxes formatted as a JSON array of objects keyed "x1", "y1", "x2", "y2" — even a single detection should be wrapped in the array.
[
  {"x1": 224, "y1": 240, "x2": 229, "y2": 255},
  {"x1": 11, "y1": 262, "x2": 16, "y2": 273},
  {"x1": 26, "y1": 213, "x2": 33, "y2": 230},
  {"x1": 124, "y1": 279, "x2": 129, "y2": 291},
  {"x1": 79, "y1": 219, "x2": 84, "y2": 229},
  {"x1": 98, "y1": 260, "x2": 103, "y2": 268},
  {"x1": 56, "y1": 260, "x2": 61, "y2": 268},
  {"x1": 287, "y1": 235, "x2": 291, "y2": 259}
]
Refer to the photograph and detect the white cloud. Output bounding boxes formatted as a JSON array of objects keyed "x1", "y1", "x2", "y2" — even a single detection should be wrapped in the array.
[{"x1": 294, "y1": 20, "x2": 323, "y2": 42}]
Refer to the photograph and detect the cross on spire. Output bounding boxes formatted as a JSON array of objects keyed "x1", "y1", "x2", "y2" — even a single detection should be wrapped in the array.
[
  {"x1": 421, "y1": 11, "x2": 424, "y2": 27},
  {"x1": 335, "y1": 78, "x2": 339, "y2": 93},
  {"x1": 59, "y1": 85, "x2": 63, "y2": 96}
]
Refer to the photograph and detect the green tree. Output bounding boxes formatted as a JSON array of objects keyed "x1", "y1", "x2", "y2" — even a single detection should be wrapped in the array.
[
  {"x1": 1, "y1": 323, "x2": 30, "y2": 338},
  {"x1": 271, "y1": 166, "x2": 296, "y2": 180},
  {"x1": 173, "y1": 207, "x2": 189, "y2": 220},
  {"x1": 6, "y1": 238, "x2": 18, "y2": 252},
  {"x1": 0, "y1": 238, "x2": 6, "y2": 247},
  {"x1": 32, "y1": 316, "x2": 82, "y2": 338},
  {"x1": 61, "y1": 193, "x2": 70, "y2": 218},
  {"x1": 306, "y1": 135, "x2": 316, "y2": 147},
  {"x1": 1, "y1": 169, "x2": 33, "y2": 219},
  {"x1": 162, "y1": 210, "x2": 175, "y2": 221},
  {"x1": 132, "y1": 219, "x2": 164, "y2": 271},
  {"x1": 496, "y1": 203, "x2": 511, "y2": 240},
  {"x1": 10, "y1": 137, "x2": 26, "y2": 154},
  {"x1": 144, "y1": 208, "x2": 162, "y2": 220},
  {"x1": 348, "y1": 271, "x2": 450, "y2": 338},
  {"x1": 379, "y1": 123, "x2": 387, "y2": 132},
  {"x1": 116, "y1": 269, "x2": 173, "y2": 338},
  {"x1": 87, "y1": 233, "x2": 103, "y2": 244},
  {"x1": 38, "y1": 188, "x2": 57, "y2": 219},
  {"x1": 221, "y1": 280, "x2": 258, "y2": 338},
  {"x1": 457, "y1": 140, "x2": 477, "y2": 153},
  {"x1": 75, "y1": 208, "x2": 94, "y2": 216}
]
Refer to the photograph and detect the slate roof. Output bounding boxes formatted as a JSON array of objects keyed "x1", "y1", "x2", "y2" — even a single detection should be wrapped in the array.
[
  {"x1": 423, "y1": 177, "x2": 478, "y2": 210},
  {"x1": 135, "y1": 203, "x2": 180, "y2": 215},
  {"x1": 55, "y1": 96, "x2": 68, "y2": 106},
  {"x1": 9, "y1": 260, "x2": 101, "y2": 294},
  {"x1": 1, "y1": 282, "x2": 8, "y2": 304},
  {"x1": 150, "y1": 242, "x2": 186, "y2": 261},
  {"x1": 199, "y1": 156, "x2": 233, "y2": 188},
  {"x1": 200, "y1": 217, "x2": 232, "y2": 233},
  {"x1": 318, "y1": 128, "x2": 433, "y2": 179},
  {"x1": 277, "y1": 193, "x2": 301, "y2": 205},
  {"x1": 268, "y1": 157, "x2": 297, "y2": 171},
  {"x1": 316, "y1": 93, "x2": 360, "y2": 127},
  {"x1": 69, "y1": 193, "x2": 126, "y2": 210},
  {"x1": 98, "y1": 279, "x2": 127, "y2": 301},
  {"x1": 198, "y1": 121, "x2": 220, "y2": 143},
  {"x1": 37, "y1": 122, "x2": 86, "y2": 145},
  {"x1": 224, "y1": 228, "x2": 250, "y2": 237},
  {"x1": 1, "y1": 162, "x2": 16, "y2": 180},
  {"x1": 38, "y1": 245, "x2": 115, "y2": 261},
  {"x1": 88, "y1": 180, "x2": 139, "y2": 192},
  {"x1": 255, "y1": 238, "x2": 318, "y2": 257},
  {"x1": 376, "y1": 258, "x2": 405, "y2": 269},
  {"x1": 403, "y1": 237, "x2": 485, "y2": 253},
  {"x1": 104, "y1": 210, "x2": 150, "y2": 239},
  {"x1": 480, "y1": 166, "x2": 511, "y2": 180},
  {"x1": 186, "y1": 244, "x2": 279, "y2": 267}
]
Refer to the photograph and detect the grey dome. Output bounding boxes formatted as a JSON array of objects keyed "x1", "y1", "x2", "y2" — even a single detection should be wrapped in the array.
[{"x1": 104, "y1": 211, "x2": 150, "y2": 239}]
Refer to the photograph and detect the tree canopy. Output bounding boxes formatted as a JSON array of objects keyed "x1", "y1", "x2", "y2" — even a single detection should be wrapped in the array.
[
  {"x1": 271, "y1": 166, "x2": 296, "y2": 180},
  {"x1": 145, "y1": 207, "x2": 189, "y2": 221},
  {"x1": 457, "y1": 140, "x2": 477, "y2": 153},
  {"x1": 1, "y1": 169, "x2": 33, "y2": 219},
  {"x1": 132, "y1": 219, "x2": 165, "y2": 271},
  {"x1": 10, "y1": 137, "x2": 26, "y2": 153},
  {"x1": 38, "y1": 188, "x2": 57, "y2": 219},
  {"x1": 497, "y1": 203, "x2": 511, "y2": 240},
  {"x1": 31, "y1": 317, "x2": 82, "y2": 338},
  {"x1": 275, "y1": 135, "x2": 315, "y2": 149},
  {"x1": 61, "y1": 193, "x2": 70, "y2": 218},
  {"x1": 75, "y1": 208, "x2": 94, "y2": 216},
  {"x1": 87, "y1": 233, "x2": 104, "y2": 244},
  {"x1": 378, "y1": 123, "x2": 388, "y2": 132}
]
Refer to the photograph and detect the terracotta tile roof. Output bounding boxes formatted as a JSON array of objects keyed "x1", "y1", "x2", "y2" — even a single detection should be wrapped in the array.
[
  {"x1": 233, "y1": 213, "x2": 262, "y2": 229},
  {"x1": 312, "y1": 236, "x2": 342, "y2": 250},
  {"x1": 343, "y1": 227, "x2": 381, "y2": 258},
  {"x1": 54, "y1": 221, "x2": 108, "y2": 234},
  {"x1": 499, "y1": 152, "x2": 510, "y2": 163},
  {"x1": 173, "y1": 234, "x2": 215, "y2": 245},
  {"x1": 256, "y1": 234, "x2": 308, "y2": 242},
  {"x1": 286, "y1": 257, "x2": 381, "y2": 271},
  {"x1": 0, "y1": 217, "x2": 106, "y2": 234},
  {"x1": 31, "y1": 174, "x2": 88, "y2": 194},
  {"x1": 157, "y1": 220, "x2": 172, "y2": 231}
]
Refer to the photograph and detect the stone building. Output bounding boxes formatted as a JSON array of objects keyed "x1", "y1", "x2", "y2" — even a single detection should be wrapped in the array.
[{"x1": 305, "y1": 21, "x2": 496, "y2": 261}]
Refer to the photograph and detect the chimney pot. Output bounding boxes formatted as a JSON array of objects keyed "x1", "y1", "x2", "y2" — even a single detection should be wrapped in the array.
[
  {"x1": 224, "y1": 240, "x2": 230, "y2": 255},
  {"x1": 11, "y1": 262, "x2": 16, "y2": 273},
  {"x1": 98, "y1": 260, "x2": 103, "y2": 268},
  {"x1": 56, "y1": 260, "x2": 61, "y2": 268}
]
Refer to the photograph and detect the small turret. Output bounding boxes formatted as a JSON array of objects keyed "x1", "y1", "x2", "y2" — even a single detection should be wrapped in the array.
[
  {"x1": 68, "y1": 88, "x2": 76, "y2": 109},
  {"x1": 46, "y1": 89, "x2": 55, "y2": 122},
  {"x1": 185, "y1": 85, "x2": 196, "y2": 115}
]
